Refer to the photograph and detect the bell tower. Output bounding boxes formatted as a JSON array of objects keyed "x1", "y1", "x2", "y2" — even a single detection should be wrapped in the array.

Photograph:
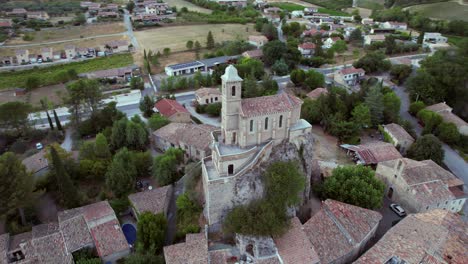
[{"x1": 221, "y1": 65, "x2": 242, "y2": 145}]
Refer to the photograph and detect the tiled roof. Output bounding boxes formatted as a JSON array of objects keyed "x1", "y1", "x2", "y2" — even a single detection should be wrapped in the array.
[
  {"x1": 248, "y1": 35, "x2": 268, "y2": 43},
  {"x1": 242, "y1": 49, "x2": 263, "y2": 58},
  {"x1": 355, "y1": 210, "x2": 468, "y2": 264},
  {"x1": 438, "y1": 111, "x2": 468, "y2": 129},
  {"x1": 153, "y1": 123, "x2": 216, "y2": 152},
  {"x1": 302, "y1": 29, "x2": 327, "y2": 36},
  {"x1": 306, "y1": 88, "x2": 328, "y2": 100},
  {"x1": 303, "y1": 199, "x2": 382, "y2": 264},
  {"x1": 59, "y1": 214, "x2": 93, "y2": 252},
  {"x1": 0, "y1": 20, "x2": 12, "y2": 27},
  {"x1": 343, "y1": 141, "x2": 402, "y2": 165},
  {"x1": 90, "y1": 219, "x2": 129, "y2": 258},
  {"x1": 410, "y1": 181, "x2": 455, "y2": 208},
  {"x1": 15, "y1": 49, "x2": 28, "y2": 55},
  {"x1": 84, "y1": 66, "x2": 134, "y2": 79},
  {"x1": 383, "y1": 123, "x2": 414, "y2": 143},
  {"x1": 240, "y1": 93, "x2": 302, "y2": 117},
  {"x1": 41, "y1": 47, "x2": 52, "y2": 53},
  {"x1": 298, "y1": 42, "x2": 316, "y2": 50},
  {"x1": 426, "y1": 102, "x2": 451, "y2": 112},
  {"x1": 128, "y1": 185, "x2": 172, "y2": 215},
  {"x1": 155, "y1": 99, "x2": 190, "y2": 118},
  {"x1": 366, "y1": 34, "x2": 386, "y2": 41},
  {"x1": 0, "y1": 234, "x2": 9, "y2": 264},
  {"x1": 31, "y1": 229, "x2": 73, "y2": 264},
  {"x1": 22, "y1": 150, "x2": 48, "y2": 173},
  {"x1": 105, "y1": 40, "x2": 128, "y2": 47},
  {"x1": 82, "y1": 201, "x2": 115, "y2": 224},
  {"x1": 274, "y1": 217, "x2": 320, "y2": 264},
  {"x1": 195, "y1": 87, "x2": 221, "y2": 98},
  {"x1": 164, "y1": 233, "x2": 208, "y2": 264},
  {"x1": 338, "y1": 67, "x2": 365, "y2": 76}
]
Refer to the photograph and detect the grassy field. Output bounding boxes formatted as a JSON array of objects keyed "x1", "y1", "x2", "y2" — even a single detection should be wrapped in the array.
[
  {"x1": 447, "y1": 35, "x2": 468, "y2": 47},
  {"x1": 134, "y1": 24, "x2": 259, "y2": 53},
  {"x1": 165, "y1": 0, "x2": 212, "y2": 14},
  {"x1": 6, "y1": 22, "x2": 125, "y2": 45},
  {"x1": 356, "y1": 0, "x2": 385, "y2": 9},
  {"x1": 270, "y1": 2, "x2": 350, "y2": 15},
  {"x1": 0, "y1": 35, "x2": 129, "y2": 57},
  {"x1": 0, "y1": 53, "x2": 133, "y2": 90},
  {"x1": 407, "y1": 1, "x2": 468, "y2": 21}
]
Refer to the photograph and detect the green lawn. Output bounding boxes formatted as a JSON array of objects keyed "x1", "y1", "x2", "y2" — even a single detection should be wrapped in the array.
[
  {"x1": 0, "y1": 53, "x2": 134, "y2": 90},
  {"x1": 407, "y1": 1, "x2": 468, "y2": 21},
  {"x1": 356, "y1": 0, "x2": 385, "y2": 10},
  {"x1": 318, "y1": 7, "x2": 350, "y2": 16},
  {"x1": 447, "y1": 35, "x2": 467, "y2": 47},
  {"x1": 270, "y1": 3, "x2": 305, "y2": 12}
]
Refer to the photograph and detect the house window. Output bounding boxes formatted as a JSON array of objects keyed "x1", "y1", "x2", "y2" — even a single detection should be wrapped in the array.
[
  {"x1": 397, "y1": 160, "x2": 403, "y2": 170},
  {"x1": 426, "y1": 206, "x2": 429, "y2": 210},
  {"x1": 394, "y1": 174, "x2": 397, "y2": 178},
  {"x1": 265, "y1": 117, "x2": 269, "y2": 130},
  {"x1": 215, "y1": 97, "x2": 218, "y2": 101},
  {"x1": 231, "y1": 86, "x2": 236, "y2": 96},
  {"x1": 250, "y1": 120, "x2": 254, "y2": 132},
  {"x1": 228, "y1": 164, "x2": 234, "y2": 175},
  {"x1": 206, "y1": 99, "x2": 209, "y2": 104},
  {"x1": 279, "y1": 115, "x2": 283, "y2": 128}
]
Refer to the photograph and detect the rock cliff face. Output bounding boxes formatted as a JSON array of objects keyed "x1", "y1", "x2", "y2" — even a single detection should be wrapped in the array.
[{"x1": 231, "y1": 133, "x2": 314, "y2": 209}]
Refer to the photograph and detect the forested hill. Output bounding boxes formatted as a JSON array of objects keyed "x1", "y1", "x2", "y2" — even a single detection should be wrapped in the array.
[{"x1": 386, "y1": 0, "x2": 450, "y2": 8}]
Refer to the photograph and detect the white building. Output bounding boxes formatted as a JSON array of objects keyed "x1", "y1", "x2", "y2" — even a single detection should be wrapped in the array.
[
  {"x1": 381, "y1": 21, "x2": 408, "y2": 30},
  {"x1": 248, "y1": 35, "x2": 269, "y2": 48},
  {"x1": 333, "y1": 67, "x2": 365, "y2": 87},
  {"x1": 195, "y1": 87, "x2": 222, "y2": 105},
  {"x1": 201, "y1": 65, "x2": 312, "y2": 225},
  {"x1": 364, "y1": 34, "x2": 386, "y2": 45}
]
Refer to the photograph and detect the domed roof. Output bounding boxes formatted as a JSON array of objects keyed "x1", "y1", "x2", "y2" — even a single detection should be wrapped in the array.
[{"x1": 221, "y1": 65, "x2": 243, "y2": 82}]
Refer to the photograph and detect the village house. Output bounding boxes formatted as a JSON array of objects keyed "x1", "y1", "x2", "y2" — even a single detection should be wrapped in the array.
[
  {"x1": 303, "y1": 199, "x2": 382, "y2": 264},
  {"x1": 195, "y1": 87, "x2": 222, "y2": 105},
  {"x1": 215, "y1": 0, "x2": 247, "y2": 8},
  {"x1": 26, "y1": 11, "x2": 49, "y2": 20},
  {"x1": 361, "y1": 18, "x2": 374, "y2": 25},
  {"x1": 341, "y1": 141, "x2": 402, "y2": 166},
  {"x1": 154, "y1": 98, "x2": 192, "y2": 123},
  {"x1": 103, "y1": 40, "x2": 129, "y2": 53},
  {"x1": 425, "y1": 102, "x2": 468, "y2": 135},
  {"x1": 298, "y1": 42, "x2": 316, "y2": 58},
  {"x1": 242, "y1": 49, "x2": 263, "y2": 60},
  {"x1": 381, "y1": 21, "x2": 408, "y2": 30},
  {"x1": 376, "y1": 158, "x2": 466, "y2": 213},
  {"x1": 248, "y1": 35, "x2": 268, "y2": 48},
  {"x1": 382, "y1": 123, "x2": 414, "y2": 154},
  {"x1": 100, "y1": 4, "x2": 119, "y2": 12},
  {"x1": 97, "y1": 11, "x2": 120, "y2": 18},
  {"x1": 333, "y1": 67, "x2": 365, "y2": 87},
  {"x1": 0, "y1": 201, "x2": 130, "y2": 264},
  {"x1": 423, "y1": 32, "x2": 448, "y2": 44},
  {"x1": 80, "y1": 66, "x2": 135, "y2": 82},
  {"x1": 6, "y1": 8, "x2": 27, "y2": 18},
  {"x1": 15, "y1": 49, "x2": 29, "y2": 64},
  {"x1": 165, "y1": 56, "x2": 238, "y2": 76},
  {"x1": 201, "y1": 65, "x2": 312, "y2": 225},
  {"x1": 153, "y1": 123, "x2": 217, "y2": 160},
  {"x1": 40, "y1": 47, "x2": 53, "y2": 61},
  {"x1": 304, "y1": 7, "x2": 318, "y2": 16},
  {"x1": 128, "y1": 185, "x2": 173, "y2": 219},
  {"x1": 355, "y1": 210, "x2": 467, "y2": 263},
  {"x1": 364, "y1": 34, "x2": 386, "y2": 45},
  {"x1": 306, "y1": 88, "x2": 328, "y2": 100},
  {"x1": 0, "y1": 56, "x2": 14, "y2": 66},
  {"x1": 64, "y1": 45, "x2": 77, "y2": 59},
  {"x1": 163, "y1": 233, "x2": 208, "y2": 264},
  {"x1": 80, "y1": 1, "x2": 101, "y2": 9},
  {"x1": 145, "y1": 2, "x2": 170, "y2": 15},
  {"x1": 322, "y1": 36, "x2": 341, "y2": 49},
  {"x1": 0, "y1": 19, "x2": 13, "y2": 29},
  {"x1": 263, "y1": 7, "x2": 281, "y2": 22},
  {"x1": 301, "y1": 28, "x2": 327, "y2": 38}
]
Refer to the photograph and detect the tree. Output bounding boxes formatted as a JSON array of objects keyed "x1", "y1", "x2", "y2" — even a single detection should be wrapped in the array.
[
  {"x1": 236, "y1": 58, "x2": 265, "y2": 79},
  {"x1": 242, "y1": 75, "x2": 262, "y2": 98},
  {"x1": 125, "y1": 253, "x2": 164, "y2": 264},
  {"x1": 301, "y1": 99, "x2": 322, "y2": 124},
  {"x1": 136, "y1": 212, "x2": 167, "y2": 254},
  {"x1": 271, "y1": 59, "x2": 289, "y2": 76},
  {"x1": 390, "y1": 64, "x2": 412, "y2": 84},
  {"x1": 349, "y1": 28, "x2": 363, "y2": 45},
  {"x1": 194, "y1": 40, "x2": 201, "y2": 51},
  {"x1": 130, "y1": 77, "x2": 144, "y2": 90},
  {"x1": 409, "y1": 101, "x2": 426, "y2": 115},
  {"x1": 330, "y1": 40, "x2": 347, "y2": 54},
  {"x1": 40, "y1": 98, "x2": 54, "y2": 130},
  {"x1": 126, "y1": 1, "x2": 135, "y2": 13},
  {"x1": 261, "y1": 22, "x2": 278, "y2": 40},
  {"x1": 0, "y1": 152, "x2": 40, "y2": 225},
  {"x1": 95, "y1": 133, "x2": 111, "y2": 160},
  {"x1": 417, "y1": 109, "x2": 442, "y2": 134},
  {"x1": 126, "y1": 120, "x2": 148, "y2": 151},
  {"x1": 0, "y1": 102, "x2": 32, "y2": 135},
  {"x1": 66, "y1": 79, "x2": 102, "y2": 126},
  {"x1": 206, "y1": 31, "x2": 215, "y2": 49},
  {"x1": 315, "y1": 165, "x2": 385, "y2": 209},
  {"x1": 139, "y1": 95, "x2": 155, "y2": 117},
  {"x1": 206, "y1": 103, "x2": 222, "y2": 116},
  {"x1": 417, "y1": 31, "x2": 424, "y2": 44},
  {"x1": 50, "y1": 146, "x2": 80, "y2": 208},
  {"x1": 436, "y1": 122, "x2": 460, "y2": 145},
  {"x1": 407, "y1": 134, "x2": 444, "y2": 165},
  {"x1": 383, "y1": 92, "x2": 401, "y2": 123},
  {"x1": 365, "y1": 86, "x2": 384, "y2": 127},
  {"x1": 74, "y1": 13, "x2": 86, "y2": 25},
  {"x1": 153, "y1": 148, "x2": 184, "y2": 186},
  {"x1": 351, "y1": 104, "x2": 371, "y2": 129},
  {"x1": 110, "y1": 118, "x2": 128, "y2": 150},
  {"x1": 264, "y1": 161, "x2": 305, "y2": 207},
  {"x1": 186, "y1": 40, "x2": 193, "y2": 50},
  {"x1": 303, "y1": 70, "x2": 325, "y2": 90},
  {"x1": 290, "y1": 69, "x2": 306, "y2": 86},
  {"x1": 163, "y1": 48, "x2": 171, "y2": 57},
  {"x1": 148, "y1": 114, "x2": 170, "y2": 131},
  {"x1": 106, "y1": 147, "x2": 137, "y2": 197},
  {"x1": 353, "y1": 51, "x2": 391, "y2": 73},
  {"x1": 384, "y1": 35, "x2": 397, "y2": 54},
  {"x1": 53, "y1": 109, "x2": 63, "y2": 131},
  {"x1": 262, "y1": 40, "x2": 287, "y2": 66}
]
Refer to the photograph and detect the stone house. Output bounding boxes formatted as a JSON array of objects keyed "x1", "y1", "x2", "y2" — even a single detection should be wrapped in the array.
[
  {"x1": 298, "y1": 42, "x2": 316, "y2": 58},
  {"x1": 382, "y1": 123, "x2": 414, "y2": 154},
  {"x1": 26, "y1": 11, "x2": 49, "y2": 20},
  {"x1": 248, "y1": 35, "x2": 268, "y2": 48},
  {"x1": 301, "y1": 28, "x2": 327, "y2": 38},
  {"x1": 195, "y1": 87, "x2": 222, "y2": 105},
  {"x1": 201, "y1": 65, "x2": 312, "y2": 225},
  {"x1": 381, "y1": 21, "x2": 408, "y2": 30},
  {"x1": 6, "y1": 8, "x2": 27, "y2": 18},
  {"x1": 341, "y1": 141, "x2": 402, "y2": 166},
  {"x1": 242, "y1": 49, "x2": 263, "y2": 60},
  {"x1": 323, "y1": 37, "x2": 341, "y2": 49},
  {"x1": 152, "y1": 123, "x2": 217, "y2": 160},
  {"x1": 216, "y1": 0, "x2": 247, "y2": 8},
  {"x1": 425, "y1": 102, "x2": 468, "y2": 135},
  {"x1": 80, "y1": 66, "x2": 134, "y2": 82},
  {"x1": 356, "y1": 210, "x2": 467, "y2": 263},
  {"x1": 364, "y1": 34, "x2": 386, "y2": 45},
  {"x1": 128, "y1": 185, "x2": 173, "y2": 219},
  {"x1": 333, "y1": 67, "x2": 365, "y2": 87},
  {"x1": 15, "y1": 49, "x2": 29, "y2": 64},
  {"x1": 40, "y1": 47, "x2": 53, "y2": 61},
  {"x1": 154, "y1": 98, "x2": 192, "y2": 123},
  {"x1": 163, "y1": 233, "x2": 208, "y2": 264},
  {"x1": 64, "y1": 45, "x2": 77, "y2": 59},
  {"x1": 103, "y1": 40, "x2": 129, "y2": 53},
  {"x1": 306, "y1": 87, "x2": 328, "y2": 100},
  {"x1": 0, "y1": 56, "x2": 14, "y2": 66},
  {"x1": 303, "y1": 199, "x2": 382, "y2": 264},
  {"x1": 376, "y1": 158, "x2": 466, "y2": 213}
]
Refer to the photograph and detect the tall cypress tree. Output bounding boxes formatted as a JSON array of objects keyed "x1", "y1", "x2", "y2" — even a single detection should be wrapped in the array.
[
  {"x1": 46, "y1": 111, "x2": 54, "y2": 130},
  {"x1": 206, "y1": 31, "x2": 215, "y2": 49},
  {"x1": 53, "y1": 110, "x2": 63, "y2": 131},
  {"x1": 50, "y1": 146, "x2": 79, "y2": 208}
]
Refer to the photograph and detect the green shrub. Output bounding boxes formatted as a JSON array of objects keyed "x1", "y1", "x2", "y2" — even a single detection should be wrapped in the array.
[{"x1": 409, "y1": 101, "x2": 426, "y2": 115}]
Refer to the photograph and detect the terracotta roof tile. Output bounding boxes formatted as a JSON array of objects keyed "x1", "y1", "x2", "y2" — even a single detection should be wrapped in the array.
[
  {"x1": 339, "y1": 67, "x2": 365, "y2": 76},
  {"x1": 90, "y1": 219, "x2": 129, "y2": 258},
  {"x1": 153, "y1": 123, "x2": 216, "y2": 152},
  {"x1": 306, "y1": 88, "x2": 328, "y2": 100},
  {"x1": 81, "y1": 201, "x2": 115, "y2": 224},
  {"x1": 298, "y1": 42, "x2": 316, "y2": 50},
  {"x1": 155, "y1": 99, "x2": 190, "y2": 118},
  {"x1": 59, "y1": 215, "x2": 94, "y2": 252},
  {"x1": 426, "y1": 102, "x2": 451, "y2": 112},
  {"x1": 240, "y1": 93, "x2": 302, "y2": 117},
  {"x1": 195, "y1": 87, "x2": 221, "y2": 98},
  {"x1": 164, "y1": 233, "x2": 208, "y2": 264},
  {"x1": 344, "y1": 142, "x2": 402, "y2": 165},
  {"x1": 128, "y1": 185, "x2": 172, "y2": 215},
  {"x1": 383, "y1": 123, "x2": 414, "y2": 144}
]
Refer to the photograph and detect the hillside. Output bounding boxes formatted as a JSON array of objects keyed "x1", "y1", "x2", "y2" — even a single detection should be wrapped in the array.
[{"x1": 387, "y1": 0, "x2": 450, "y2": 7}]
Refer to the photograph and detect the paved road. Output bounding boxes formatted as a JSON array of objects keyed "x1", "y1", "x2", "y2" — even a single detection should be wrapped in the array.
[
  {"x1": 0, "y1": 33, "x2": 126, "y2": 48},
  {"x1": 124, "y1": 10, "x2": 139, "y2": 49},
  {"x1": 60, "y1": 128, "x2": 73, "y2": 151}
]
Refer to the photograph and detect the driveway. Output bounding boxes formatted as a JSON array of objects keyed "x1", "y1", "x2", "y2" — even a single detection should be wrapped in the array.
[
  {"x1": 124, "y1": 10, "x2": 139, "y2": 49},
  {"x1": 60, "y1": 128, "x2": 73, "y2": 151},
  {"x1": 374, "y1": 197, "x2": 405, "y2": 242}
]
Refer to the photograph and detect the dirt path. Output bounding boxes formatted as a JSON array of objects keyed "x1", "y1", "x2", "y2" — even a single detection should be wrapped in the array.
[{"x1": 0, "y1": 32, "x2": 125, "y2": 48}]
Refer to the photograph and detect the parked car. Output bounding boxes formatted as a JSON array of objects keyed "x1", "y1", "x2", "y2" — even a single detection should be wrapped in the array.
[
  {"x1": 36, "y1": 142, "x2": 43, "y2": 150},
  {"x1": 390, "y1": 203, "x2": 406, "y2": 217}
]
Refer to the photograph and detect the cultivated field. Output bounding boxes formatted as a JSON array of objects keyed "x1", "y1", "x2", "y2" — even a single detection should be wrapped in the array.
[
  {"x1": 406, "y1": 1, "x2": 468, "y2": 21},
  {"x1": 265, "y1": 0, "x2": 319, "y2": 7},
  {"x1": 6, "y1": 22, "x2": 126, "y2": 45},
  {"x1": 0, "y1": 35, "x2": 129, "y2": 57},
  {"x1": 134, "y1": 24, "x2": 259, "y2": 53},
  {"x1": 165, "y1": 0, "x2": 212, "y2": 14}
]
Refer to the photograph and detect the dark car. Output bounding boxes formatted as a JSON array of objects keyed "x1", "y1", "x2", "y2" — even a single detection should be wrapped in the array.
[{"x1": 390, "y1": 203, "x2": 407, "y2": 217}]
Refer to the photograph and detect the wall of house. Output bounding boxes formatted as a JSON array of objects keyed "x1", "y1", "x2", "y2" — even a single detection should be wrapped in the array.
[
  {"x1": 102, "y1": 248, "x2": 131, "y2": 264},
  {"x1": 197, "y1": 94, "x2": 221, "y2": 105},
  {"x1": 168, "y1": 112, "x2": 191, "y2": 123}
]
